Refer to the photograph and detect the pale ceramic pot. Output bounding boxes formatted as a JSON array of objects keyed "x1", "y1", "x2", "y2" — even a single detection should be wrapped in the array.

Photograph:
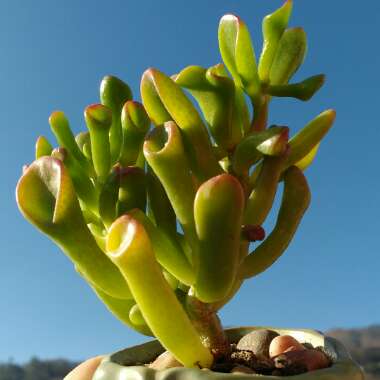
[{"x1": 92, "y1": 326, "x2": 365, "y2": 380}]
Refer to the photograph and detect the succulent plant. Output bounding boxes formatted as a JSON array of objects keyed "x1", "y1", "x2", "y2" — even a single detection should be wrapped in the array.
[{"x1": 16, "y1": 1, "x2": 335, "y2": 369}]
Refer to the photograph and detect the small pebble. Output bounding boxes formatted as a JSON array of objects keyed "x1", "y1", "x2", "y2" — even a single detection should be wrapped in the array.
[
  {"x1": 231, "y1": 365, "x2": 256, "y2": 374},
  {"x1": 274, "y1": 349, "x2": 330, "y2": 372},
  {"x1": 148, "y1": 351, "x2": 183, "y2": 370},
  {"x1": 237, "y1": 329, "x2": 279, "y2": 357},
  {"x1": 284, "y1": 345, "x2": 307, "y2": 353},
  {"x1": 269, "y1": 335, "x2": 305, "y2": 358}
]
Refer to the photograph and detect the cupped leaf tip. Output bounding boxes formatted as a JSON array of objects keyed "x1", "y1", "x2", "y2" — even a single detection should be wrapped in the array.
[
  {"x1": 16, "y1": 156, "x2": 76, "y2": 227},
  {"x1": 84, "y1": 103, "x2": 113, "y2": 129},
  {"x1": 106, "y1": 215, "x2": 140, "y2": 260}
]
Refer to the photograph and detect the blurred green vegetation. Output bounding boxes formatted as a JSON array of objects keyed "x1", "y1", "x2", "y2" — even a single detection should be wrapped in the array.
[{"x1": 0, "y1": 357, "x2": 77, "y2": 380}]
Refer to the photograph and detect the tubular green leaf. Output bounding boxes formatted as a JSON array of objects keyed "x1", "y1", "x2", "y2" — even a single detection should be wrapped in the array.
[
  {"x1": 128, "y1": 209, "x2": 195, "y2": 286},
  {"x1": 51, "y1": 147, "x2": 98, "y2": 214},
  {"x1": 240, "y1": 166, "x2": 310, "y2": 279},
  {"x1": 129, "y1": 303, "x2": 147, "y2": 326},
  {"x1": 235, "y1": 86, "x2": 251, "y2": 136},
  {"x1": 163, "y1": 270, "x2": 179, "y2": 290},
  {"x1": 248, "y1": 110, "x2": 335, "y2": 189},
  {"x1": 87, "y1": 223, "x2": 106, "y2": 252},
  {"x1": 268, "y1": 74, "x2": 325, "y2": 101},
  {"x1": 144, "y1": 122, "x2": 195, "y2": 238},
  {"x1": 84, "y1": 104, "x2": 113, "y2": 182},
  {"x1": 35, "y1": 136, "x2": 53, "y2": 159},
  {"x1": 106, "y1": 216, "x2": 213, "y2": 368},
  {"x1": 194, "y1": 174, "x2": 244, "y2": 303},
  {"x1": 295, "y1": 143, "x2": 320, "y2": 171},
  {"x1": 100, "y1": 75, "x2": 133, "y2": 163},
  {"x1": 258, "y1": 0, "x2": 293, "y2": 83},
  {"x1": 117, "y1": 166, "x2": 147, "y2": 216},
  {"x1": 49, "y1": 111, "x2": 89, "y2": 170},
  {"x1": 141, "y1": 68, "x2": 221, "y2": 181},
  {"x1": 75, "y1": 131, "x2": 92, "y2": 161},
  {"x1": 83, "y1": 143, "x2": 92, "y2": 161},
  {"x1": 146, "y1": 167, "x2": 177, "y2": 236},
  {"x1": 99, "y1": 168, "x2": 120, "y2": 228},
  {"x1": 287, "y1": 109, "x2": 335, "y2": 167},
  {"x1": 99, "y1": 165, "x2": 147, "y2": 229},
  {"x1": 232, "y1": 126, "x2": 288, "y2": 175},
  {"x1": 140, "y1": 70, "x2": 171, "y2": 125},
  {"x1": 244, "y1": 152, "x2": 288, "y2": 226},
  {"x1": 218, "y1": 15, "x2": 260, "y2": 100},
  {"x1": 119, "y1": 101, "x2": 150, "y2": 167},
  {"x1": 234, "y1": 19, "x2": 260, "y2": 99},
  {"x1": 175, "y1": 64, "x2": 243, "y2": 150},
  {"x1": 269, "y1": 27, "x2": 307, "y2": 85},
  {"x1": 16, "y1": 157, "x2": 132, "y2": 299}
]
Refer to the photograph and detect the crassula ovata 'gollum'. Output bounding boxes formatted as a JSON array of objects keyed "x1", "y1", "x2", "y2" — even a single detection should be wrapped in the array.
[{"x1": 17, "y1": 0, "x2": 335, "y2": 369}]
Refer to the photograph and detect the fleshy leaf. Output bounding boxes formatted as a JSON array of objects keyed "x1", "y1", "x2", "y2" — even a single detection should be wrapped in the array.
[
  {"x1": 128, "y1": 209, "x2": 195, "y2": 286},
  {"x1": 240, "y1": 166, "x2": 310, "y2": 278},
  {"x1": 98, "y1": 168, "x2": 120, "y2": 228},
  {"x1": 100, "y1": 75, "x2": 133, "y2": 163},
  {"x1": 75, "y1": 131, "x2": 92, "y2": 160},
  {"x1": 248, "y1": 110, "x2": 335, "y2": 189},
  {"x1": 218, "y1": 14, "x2": 260, "y2": 100},
  {"x1": 194, "y1": 174, "x2": 244, "y2": 303},
  {"x1": 141, "y1": 68, "x2": 220, "y2": 180},
  {"x1": 232, "y1": 126, "x2": 288, "y2": 175},
  {"x1": 287, "y1": 109, "x2": 335, "y2": 167},
  {"x1": 119, "y1": 101, "x2": 150, "y2": 167},
  {"x1": 175, "y1": 64, "x2": 243, "y2": 150},
  {"x1": 146, "y1": 166, "x2": 177, "y2": 236},
  {"x1": 117, "y1": 166, "x2": 147, "y2": 216},
  {"x1": 129, "y1": 303, "x2": 147, "y2": 326},
  {"x1": 106, "y1": 215, "x2": 213, "y2": 368},
  {"x1": 269, "y1": 27, "x2": 307, "y2": 85},
  {"x1": 16, "y1": 157, "x2": 131, "y2": 299},
  {"x1": 258, "y1": 0, "x2": 293, "y2": 83},
  {"x1": 35, "y1": 136, "x2": 53, "y2": 159},
  {"x1": 268, "y1": 74, "x2": 325, "y2": 101},
  {"x1": 295, "y1": 143, "x2": 320, "y2": 171},
  {"x1": 49, "y1": 111, "x2": 89, "y2": 171},
  {"x1": 244, "y1": 151, "x2": 288, "y2": 226},
  {"x1": 144, "y1": 122, "x2": 196, "y2": 240},
  {"x1": 99, "y1": 165, "x2": 147, "y2": 228},
  {"x1": 84, "y1": 104, "x2": 113, "y2": 181},
  {"x1": 51, "y1": 147, "x2": 98, "y2": 213}
]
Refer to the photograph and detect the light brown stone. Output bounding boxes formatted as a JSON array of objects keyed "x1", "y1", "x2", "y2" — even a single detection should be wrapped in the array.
[{"x1": 148, "y1": 351, "x2": 183, "y2": 370}]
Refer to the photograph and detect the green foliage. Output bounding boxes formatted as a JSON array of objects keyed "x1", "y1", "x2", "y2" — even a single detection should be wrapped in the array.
[{"x1": 16, "y1": 2, "x2": 334, "y2": 369}]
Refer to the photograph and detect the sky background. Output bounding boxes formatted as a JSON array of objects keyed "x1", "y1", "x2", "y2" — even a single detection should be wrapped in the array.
[{"x1": 1, "y1": 0, "x2": 379, "y2": 363}]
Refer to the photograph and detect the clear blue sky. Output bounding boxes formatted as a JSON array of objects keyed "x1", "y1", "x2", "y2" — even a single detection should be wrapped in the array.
[{"x1": 1, "y1": 0, "x2": 379, "y2": 363}]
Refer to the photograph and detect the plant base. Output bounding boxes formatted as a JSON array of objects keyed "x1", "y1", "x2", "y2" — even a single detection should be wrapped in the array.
[{"x1": 92, "y1": 326, "x2": 364, "y2": 380}]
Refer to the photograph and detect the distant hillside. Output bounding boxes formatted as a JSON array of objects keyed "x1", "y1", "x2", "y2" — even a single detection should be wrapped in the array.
[
  {"x1": 327, "y1": 325, "x2": 380, "y2": 379},
  {"x1": 1, "y1": 326, "x2": 379, "y2": 379},
  {"x1": 0, "y1": 358, "x2": 78, "y2": 380}
]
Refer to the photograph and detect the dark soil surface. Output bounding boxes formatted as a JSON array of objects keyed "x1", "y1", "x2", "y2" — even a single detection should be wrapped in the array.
[{"x1": 210, "y1": 343, "x2": 315, "y2": 376}]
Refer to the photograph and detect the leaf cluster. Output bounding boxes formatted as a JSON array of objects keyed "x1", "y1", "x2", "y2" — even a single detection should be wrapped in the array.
[{"x1": 16, "y1": 1, "x2": 335, "y2": 368}]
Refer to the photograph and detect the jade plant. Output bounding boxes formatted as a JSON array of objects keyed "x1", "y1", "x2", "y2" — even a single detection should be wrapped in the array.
[{"x1": 16, "y1": 1, "x2": 335, "y2": 369}]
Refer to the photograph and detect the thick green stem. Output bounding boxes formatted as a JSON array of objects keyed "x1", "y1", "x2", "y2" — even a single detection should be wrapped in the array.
[
  {"x1": 251, "y1": 95, "x2": 269, "y2": 132},
  {"x1": 186, "y1": 291, "x2": 230, "y2": 360}
]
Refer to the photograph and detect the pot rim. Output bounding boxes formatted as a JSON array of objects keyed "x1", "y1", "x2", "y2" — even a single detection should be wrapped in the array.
[{"x1": 93, "y1": 326, "x2": 365, "y2": 380}]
